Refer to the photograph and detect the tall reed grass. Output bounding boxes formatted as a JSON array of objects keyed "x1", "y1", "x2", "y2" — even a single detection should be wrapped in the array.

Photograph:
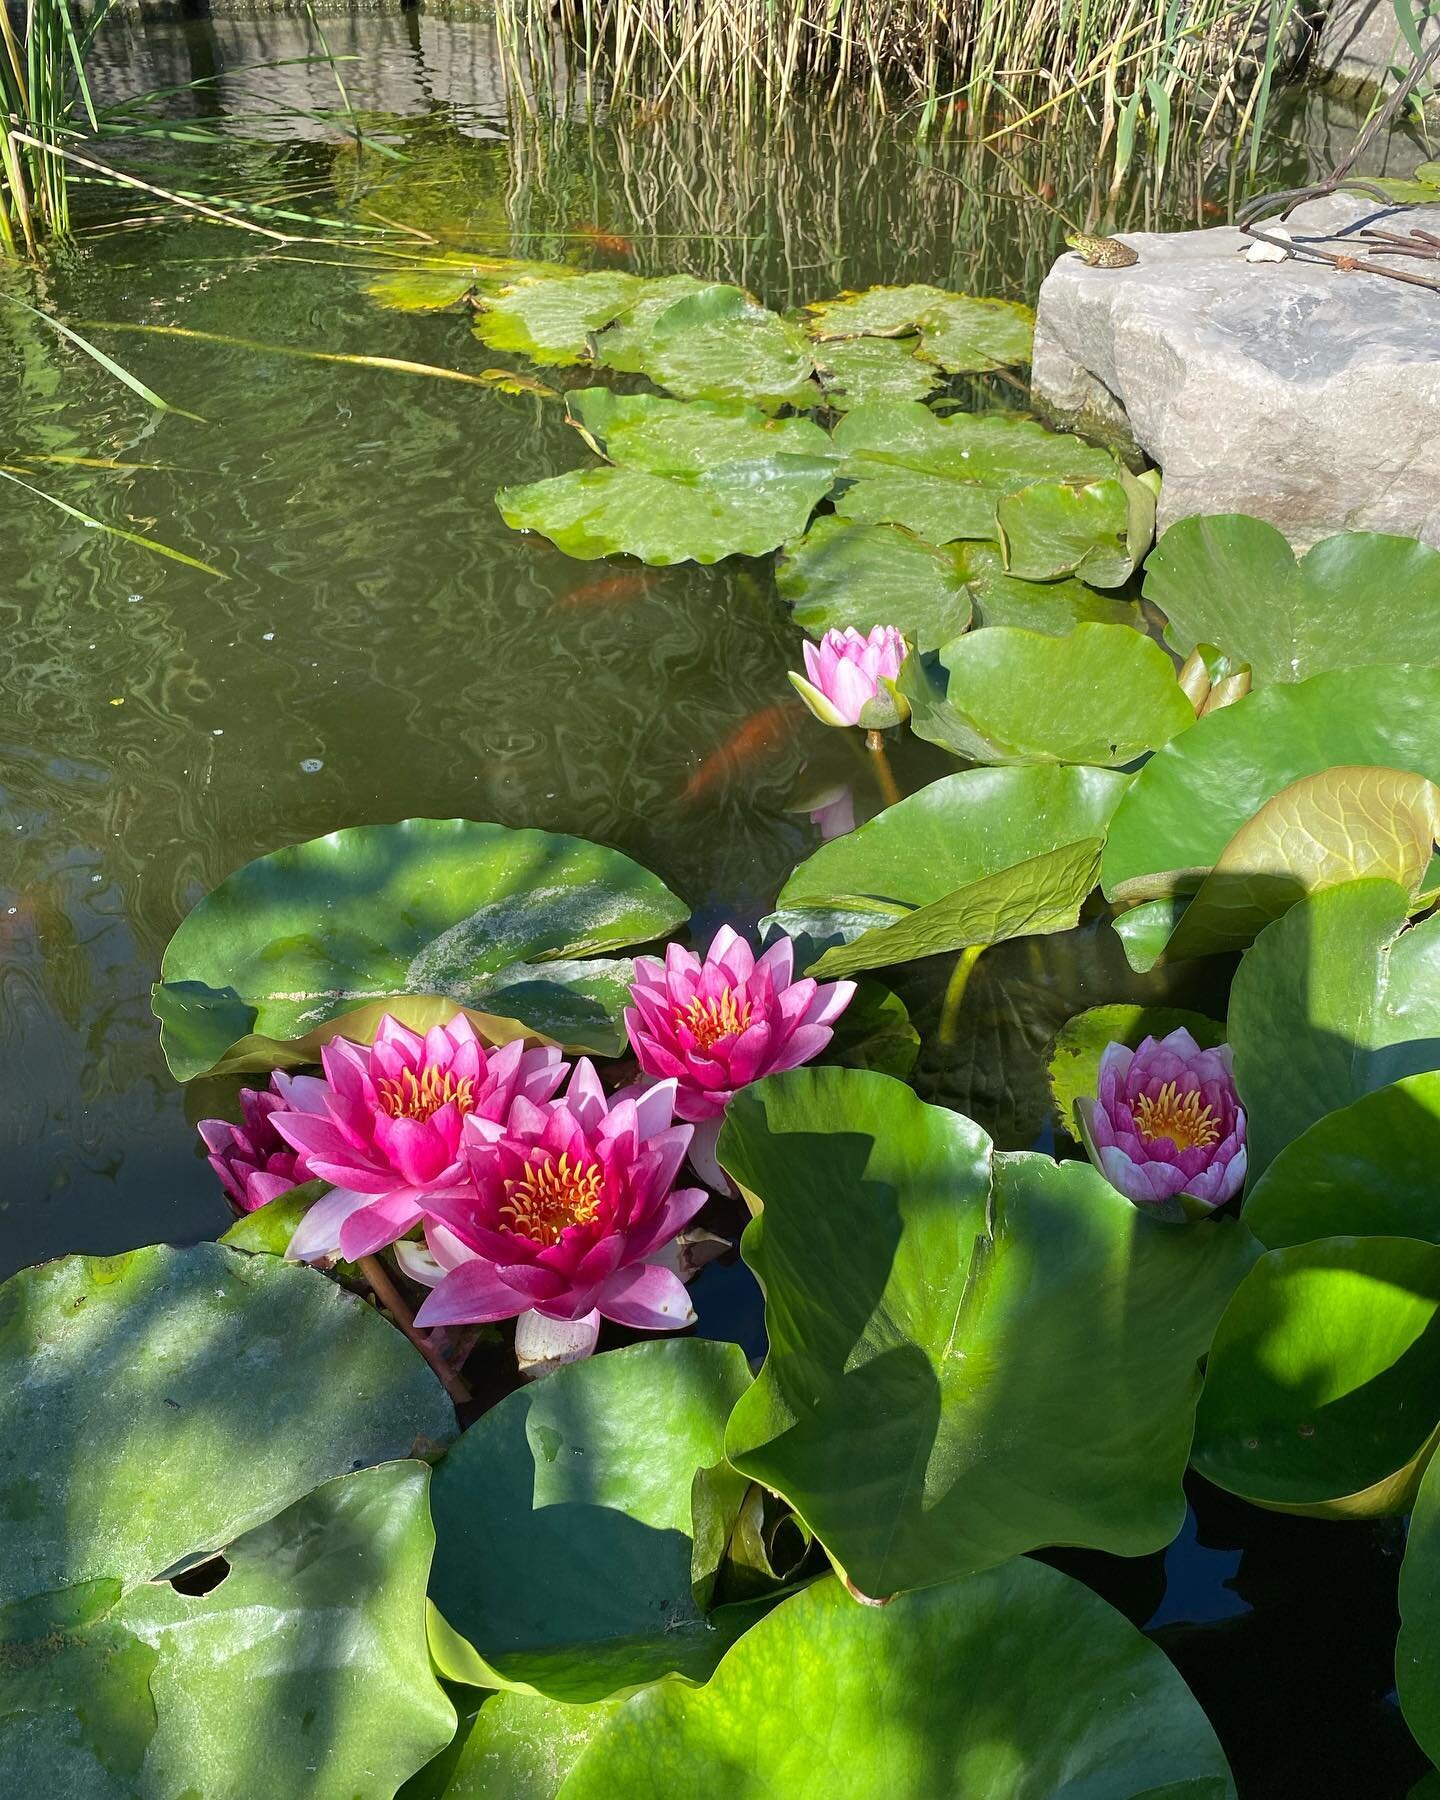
[{"x1": 495, "y1": 0, "x2": 1309, "y2": 184}]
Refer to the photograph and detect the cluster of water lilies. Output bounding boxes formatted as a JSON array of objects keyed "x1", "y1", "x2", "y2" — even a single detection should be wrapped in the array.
[{"x1": 201, "y1": 930, "x2": 856, "y2": 1364}]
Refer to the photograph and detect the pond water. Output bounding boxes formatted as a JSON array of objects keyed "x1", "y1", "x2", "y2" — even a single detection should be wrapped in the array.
[{"x1": 1, "y1": 13, "x2": 1434, "y2": 1795}]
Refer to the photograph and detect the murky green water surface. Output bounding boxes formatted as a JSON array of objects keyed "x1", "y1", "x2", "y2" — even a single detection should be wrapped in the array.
[{"x1": 1, "y1": 15, "x2": 1434, "y2": 1795}]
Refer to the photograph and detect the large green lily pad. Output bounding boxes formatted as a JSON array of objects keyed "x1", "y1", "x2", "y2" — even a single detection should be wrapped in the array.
[
  {"x1": 153, "y1": 818, "x2": 688, "y2": 1081},
  {"x1": 1163, "y1": 766, "x2": 1440, "y2": 961},
  {"x1": 566, "y1": 387, "x2": 833, "y2": 472},
  {"x1": 0, "y1": 1242, "x2": 454, "y2": 1607},
  {"x1": 718, "y1": 1067, "x2": 1258, "y2": 1598},
  {"x1": 1192, "y1": 1236, "x2": 1440, "y2": 1516},
  {"x1": 900, "y1": 622, "x2": 1194, "y2": 766},
  {"x1": 776, "y1": 517, "x2": 973, "y2": 649},
  {"x1": 1144, "y1": 515, "x2": 1440, "y2": 684},
  {"x1": 1100, "y1": 665, "x2": 1440, "y2": 902},
  {"x1": 0, "y1": 1462, "x2": 455, "y2": 1799},
  {"x1": 1243, "y1": 1072, "x2": 1440, "y2": 1248},
  {"x1": 811, "y1": 335, "x2": 946, "y2": 410},
  {"x1": 958, "y1": 541, "x2": 1144, "y2": 634},
  {"x1": 473, "y1": 271, "x2": 647, "y2": 363},
  {"x1": 592, "y1": 285, "x2": 820, "y2": 409},
  {"x1": 830, "y1": 401, "x2": 1118, "y2": 546},
  {"x1": 804, "y1": 284, "x2": 1035, "y2": 373},
  {"x1": 774, "y1": 764, "x2": 1129, "y2": 978},
  {"x1": 995, "y1": 467, "x2": 1155, "y2": 588},
  {"x1": 588, "y1": 276, "x2": 744, "y2": 372},
  {"x1": 484, "y1": 1564, "x2": 1234, "y2": 1800},
  {"x1": 1227, "y1": 878, "x2": 1440, "y2": 1179},
  {"x1": 427, "y1": 1339, "x2": 757, "y2": 1701}
]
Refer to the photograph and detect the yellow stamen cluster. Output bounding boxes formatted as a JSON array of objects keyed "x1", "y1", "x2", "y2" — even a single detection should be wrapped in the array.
[
  {"x1": 500, "y1": 1153, "x2": 604, "y2": 1246},
  {"x1": 1133, "y1": 1081, "x2": 1220, "y2": 1153},
  {"x1": 375, "y1": 1066, "x2": 476, "y2": 1123},
  {"x1": 677, "y1": 989, "x2": 752, "y2": 1052}
]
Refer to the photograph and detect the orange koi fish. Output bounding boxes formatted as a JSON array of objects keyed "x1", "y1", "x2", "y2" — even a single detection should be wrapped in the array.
[
  {"x1": 682, "y1": 702, "x2": 798, "y2": 802},
  {"x1": 555, "y1": 571, "x2": 657, "y2": 608},
  {"x1": 579, "y1": 225, "x2": 636, "y2": 257}
]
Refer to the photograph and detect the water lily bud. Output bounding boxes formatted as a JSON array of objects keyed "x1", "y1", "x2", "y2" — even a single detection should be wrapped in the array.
[
  {"x1": 1073, "y1": 1028, "x2": 1247, "y2": 1221},
  {"x1": 1201, "y1": 668, "x2": 1252, "y2": 714},
  {"x1": 198, "y1": 1080, "x2": 307, "y2": 1215},
  {"x1": 789, "y1": 626, "x2": 910, "y2": 731},
  {"x1": 1177, "y1": 648, "x2": 1212, "y2": 714}
]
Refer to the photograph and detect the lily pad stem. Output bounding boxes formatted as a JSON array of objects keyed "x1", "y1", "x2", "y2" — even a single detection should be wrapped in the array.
[
  {"x1": 865, "y1": 730, "x2": 901, "y2": 807},
  {"x1": 359, "y1": 1254, "x2": 472, "y2": 1407},
  {"x1": 939, "y1": 944, "x2": 988, "y2": 1046}
]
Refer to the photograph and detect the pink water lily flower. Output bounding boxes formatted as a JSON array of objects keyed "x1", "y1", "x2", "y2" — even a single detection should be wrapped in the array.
[
  {"x1": 272, "y1": 1013, "x2": 567, "y2": 1264},
  {"x1": 412, "y1": 1059, "x2": 708, "y2": 1363},
  {"x1": 625, "y1": 926, "x2": 855, "y2": 1124},
  {"x1": 198, "y1": 1076, "x2": 310, "y2": 1215},
  {"x1": 790, "y1": 625, "x2": 910, "y2": 730},
  {"x1": 1074, "y1": 1027, "x2": 1247, "y2": 1221}
]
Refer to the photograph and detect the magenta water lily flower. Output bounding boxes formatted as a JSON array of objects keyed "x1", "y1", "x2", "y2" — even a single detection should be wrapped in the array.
[
  {"x1": 789, "y1": 625, "x2": 910, "y2": 730},
  {"x1": 624, "y1": 926, "x2": 856, "y2": 1124},
  {"x1": 411, "y1": 1059, "x2": 707, "y2": 1363},
  {"x1": 1074, "y1": 1027, "x2": 1247, "y2": 1220},
  {"x1": 198, "y1": 1076, "x2": 309, "y2": 1215},
  {"x1": 272, "y1": 1013, "x2": 567, "y2": 1264}
]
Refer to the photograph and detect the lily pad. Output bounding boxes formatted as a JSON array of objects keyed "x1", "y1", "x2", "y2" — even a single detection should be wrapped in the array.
[
  {"x1": 589, "y1": 276, "x2": 745, "y2": 372},
  {"x1": 218, "y1": 1181, "x2": 322, "y2": 1255},
  {"x1": 776, "y1": 517, "x2": 973, "y2": 649},
  {"x1": 1192, "y1": 1236, "x2": 1440, "y2": 1516},
  {"x1": 427, "y1": 1338, "x2": 758, "y2": 1701},
  {"x1": 804, "y1": 284, "x2": 1035, "y2": 373},
  {"x1": 0, "y1": 1242, "x2": 455, "y2": 1606},
  {"x1": 812, "y1": 335, "x2": 946, "y2": 410},
  {"x1": 153, "y1": 818, "x2": 688, "y2": 1082},
  {"x1": 995, "y1": 467, "x2": 1156, "y2": 588},
  {"x1": 1100, "y1": 664, "x2": 1440, "y2": 903},
  {"x1": 717, "y1": 1067, "x2": 1258, "y2": 1598},
  {"x1": 1242, "y1": 1071, "x2": 1440, "y2": 1248},
  {"x1": 1143, "y1": 515, "x2": 1440, "y2": 684},
  {"x1": 1048, "y1": 1004, "x2": 1225, "y2": 1133},
  {"x1": 1163, "y1": 766, "x2": 1440, "y2": 961},
  {"x1": 0, "y1": 1463, "x2": 455, "y2": 1799},
  {"x1": 566, "y1": 387, "x2": 833, "y2": 472},
  {"x1": 498, "y1": 456, "x2": 837, "y2": 565},
  {"x1": 899, "y1": 622, "x2": 1194, "y2": 766},
  {"x1": 1227, "y1": 878, "x2": 1440, "y2": 1179},
  {"x1": 506, "y1": 1565, "x2": 1235, "y2": 1800},
  {"x1": 958, "y1": 542, "x2": 1144, "y2": 634},
  {"x1": 1398, "y1": 1447, "x2": 1440, "y2": 1766},
  {"x1": 773, "y1": 764, "x2": 1130, "y2": 978},
  {"x1": 822, "y1": 978, "x2": 920, "y2": 1078},
  {"x1": 591, "y1": 285, "x2": 820, "y2": 410},
  {"x1": 830, "y1": 401, "x2": 1118, "y2": 546},
  {"x1": 473, "y1": 271, "x2": 646, "y2": 364}
]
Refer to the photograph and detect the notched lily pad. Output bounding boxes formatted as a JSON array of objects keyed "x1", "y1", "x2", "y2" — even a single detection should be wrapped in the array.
[
  {"x1": 804, "y1": 284, "x2": 1035, "y2": 373},
  {"x1": 776, "y1": 516, "x2": 973, "y2": 649}
]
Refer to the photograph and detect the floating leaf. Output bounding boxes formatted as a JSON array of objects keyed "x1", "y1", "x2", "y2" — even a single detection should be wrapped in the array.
[
  {"x1": 493, "y1": 1566, "x2": 1235, "y2": 1800},
  {"x1": 821, "y1": 978, "x2": 920, "y2": 1078},
  {"x1": 0, "y1": 1464, "x2": 455, "y2": 1799},
  {"x1": 1048, "y1": 1004, "x2": 1225, "y2": 1132},
  {"x1": 830, "y1": 401, "x2": 1117, "y2": 545},
  {"x1": 629, "y1": 311, "x2": 820, "y2": 411},
  {"x1": 218, "y1": 1181, "x2": 322, "y2": 1255},
  {"x1": 1143, "y1": 515, "x2": 1440, "y2": 684},
  {"x1": 1399, "y1": 1449, "x2": 1440, "y2": 1766},
  {"x1": 1192, "y1": 1237, "x2": 1440, "y2": 1517},
  {"x1": 773, "y1": 764, "x2": 1129, "y2": 978},
  {"x1": 566, "y1": 387, "x2": 832, "y2": 472},
  {"x1": 812, "y1": 335, "x2": 946, "y2": 409},
  {"x1": 0, "y1": 1242, "x2": 454, "y2": 1606},
  {"x1": 1164, "y1": 766, "x2": 1440, "y2": 960},
  {"x1": 1100, "y1": 665, "x2": 1440, "y2": 903},
  {"x1": 592, "y1": 280, "x2": 755, "y2": 374},
  {"x1": 427, "y1": 1339, "x2": 758, "y2": 1701},
  {"x1": 718, "y1": 1067, "x2": 1258, "y2": 1598},
  {"x1": 804, "y1": 284, "x2": 1035, "y2": 373},
  {"x1": 1243, "y1": 1071, "x2": 1440, "y2": 1248},
  {"x1": 958, "y1": 541, "x2": 1143, "y2": 634},
  {"x1": 153, "y1": 819, "x2": 687, "y2": 1082},
  {"x1": 473, "y1": 271, "x2": 646, "y2": 364},
  {"x1": 1227, "y1": 879, "x2": 1440, "y2": 1178},
  {"x1": 900, "y1": 622, "x2": 1193, "y2": 766},
  {"x1": 478, "y1": 369, "x2": 561, "y2": 398},
  {"x1": 776, "y1": 517, "x2": 973, "y2": 649},
  {"x1": 366, "y1": 268, "x2": 477, "y2": 311},
  {"x1": 995, "y1": 467, "x2": 1155, "y2": 588}
]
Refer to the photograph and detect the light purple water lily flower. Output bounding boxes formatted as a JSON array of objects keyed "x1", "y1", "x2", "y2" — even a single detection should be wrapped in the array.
[
  {"x1": 789, "y1": 625, "x2": 910, "y2": 731},
  {"x1": 410, "y1": 1059, "x2": 708, "y2": 1365},
  {"x1": 1074, "y1": 1027, "x2": 1247, "y2": 1221},
  {"x1": 270, "y1": 1013, "x2": 567, "y2": 1264}
]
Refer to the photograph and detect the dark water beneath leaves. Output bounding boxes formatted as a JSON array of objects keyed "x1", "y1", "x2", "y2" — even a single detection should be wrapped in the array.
[{"x1": 1, "y1": 14, "x2": 1434, "y2": 1795}]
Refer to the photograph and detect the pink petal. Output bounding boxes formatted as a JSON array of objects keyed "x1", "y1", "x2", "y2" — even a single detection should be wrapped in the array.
[
  {"x1": 597, "y1": 1262, "x2": 696, "y2": 1332},
  {"x1": 415, "y1": 1261, "x2": 528, "y2": 1327}
]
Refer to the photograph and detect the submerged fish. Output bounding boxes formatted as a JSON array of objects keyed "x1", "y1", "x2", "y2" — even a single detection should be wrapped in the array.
[
  {"x1": 578, "y1": 225, "x2": 636, "y2": 257},
  {"x1": 555, "y1": 570, "x2": 657, "y2": 609},
  {"x1": 682, "y1": 702, "x2": 798, "y2": 801}
]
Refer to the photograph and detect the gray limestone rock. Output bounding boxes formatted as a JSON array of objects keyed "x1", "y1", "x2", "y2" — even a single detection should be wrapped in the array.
[
  {"x1": 1314, "y1": 0, "x2": 1440, "y2": 95},
  {"x1": 1030, "y1": 192, "x2": 1440, "y2": 549}
]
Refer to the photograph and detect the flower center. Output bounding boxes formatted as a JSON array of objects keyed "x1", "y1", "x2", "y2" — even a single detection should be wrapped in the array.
[
  {"x1": 500, "y1": 1152, "x2": 604, "y2": 1246},
  {"x1": 677, "y1": 990, "x2": 752, "y2": 1052},
  {"x1": 375, "y1": 1066, "x2": 476, "y2": 1123},
  {"x1": 1133, "y1": 1081, "x2": 1220, "y2": 1153}
]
